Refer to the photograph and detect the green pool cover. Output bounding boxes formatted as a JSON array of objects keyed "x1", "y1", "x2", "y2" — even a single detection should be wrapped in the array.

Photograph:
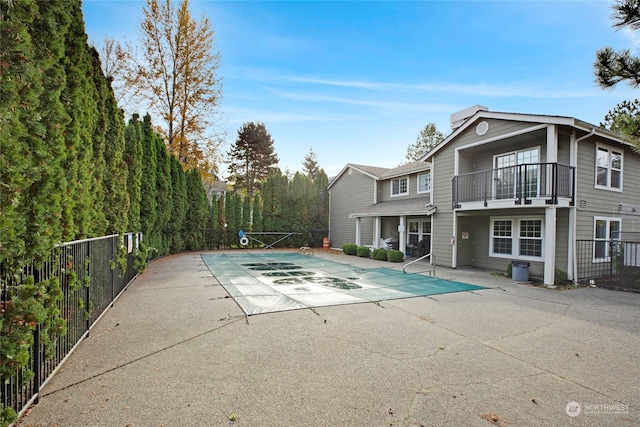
[{"x1": 202, "y1": 253, "x2": 485, "y2": 315}]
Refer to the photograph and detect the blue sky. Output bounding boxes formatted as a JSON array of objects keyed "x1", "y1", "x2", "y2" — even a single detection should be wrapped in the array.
[{"x1": 82, "y1": 0, "x2": 639, "y2": 178}]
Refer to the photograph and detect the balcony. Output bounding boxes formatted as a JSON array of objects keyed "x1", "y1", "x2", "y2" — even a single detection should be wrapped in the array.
[{"x1": 452, "y1": 163, "x2": 575, "y2": 209}]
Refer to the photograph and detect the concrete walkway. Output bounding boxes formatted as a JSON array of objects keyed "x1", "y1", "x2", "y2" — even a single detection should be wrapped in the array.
[{"x1": 18, "y1": 250, "x2": 640, "y2": 427}]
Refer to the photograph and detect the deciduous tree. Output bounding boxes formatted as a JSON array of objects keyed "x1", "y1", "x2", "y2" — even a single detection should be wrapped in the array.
[{"x1": 138, "y1": 0, "x2": 222, "y2": 171}]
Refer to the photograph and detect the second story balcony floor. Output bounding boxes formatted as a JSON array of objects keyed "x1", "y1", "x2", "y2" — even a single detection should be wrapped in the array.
[{"x1": 452, "y1": 162, "x2": 575, "y2": 210}]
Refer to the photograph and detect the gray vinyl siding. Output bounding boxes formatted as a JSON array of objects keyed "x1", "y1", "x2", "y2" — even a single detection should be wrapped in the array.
[
  {"x1": 465, "y1": 210, "x2": 546, "y2": 278},
  {"x1": 556, "y1": 209, "x2": 570, "y2": 275},
  {"x1": 575, "y1": 138, "x2": 640, "y2": 239},
  {"x1": 328, "y1": 169, "x2": 376, "y2": 249},
  {"x1": 431, "y1": 151, "x2": 455, "y2": 267},
  {"x1": 377, "y1": 172, "x2": 430, "y2": 203}
]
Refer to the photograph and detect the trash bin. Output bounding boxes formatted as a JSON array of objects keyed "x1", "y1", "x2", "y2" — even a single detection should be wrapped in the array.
[{"x1": 512, "y1": 261, "x2": 530, "y2": 282}]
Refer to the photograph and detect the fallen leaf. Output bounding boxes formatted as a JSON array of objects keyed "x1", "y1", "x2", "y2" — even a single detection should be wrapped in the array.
[{"x1": 480, "y1": 413, "x2": 510, "y2": 426}]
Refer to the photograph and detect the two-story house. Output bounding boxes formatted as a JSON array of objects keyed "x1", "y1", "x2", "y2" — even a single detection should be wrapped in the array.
[
  {"x1": 328, "y1": 106, "x2": 640, "y2": 287},
  {"x1": 328, "y1": 161, "x2": 435, "y2": 257}
]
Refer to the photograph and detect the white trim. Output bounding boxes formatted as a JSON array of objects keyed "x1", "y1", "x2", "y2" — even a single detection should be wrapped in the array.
[
  {"x1": 390, "y1": 176, "x2": 409, "y2": 197},
  {"x1": 593, "y1": 216, "x2": 622, "y2": 262},
  {"x1": 453, "y1": 124, "x2": 548, "y2": 162},
  {"x1": 417, "y1": 171, "x2": 431, "y2": 194},
  {"x1": 594, "y1": 143, "x2": 624, "y2": 192},
  {"x1": 489, "y1": 216, "x2": 544, "y2": 262}
]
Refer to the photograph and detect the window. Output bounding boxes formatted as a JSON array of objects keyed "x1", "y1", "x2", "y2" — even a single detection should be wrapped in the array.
[
  {"x1": 490, "y1": 217, "x2": 543, "y2": 260},
  {"x1": 595, "y1": 145, "x2": 623, "y2": 191},
  {"x1": 519, "y1": 219, "x2": 542, "y2": 257},
  {"x1": 391, "y1": 177, "x2": 408, "y2": 196},
  {"x1": 493, "y1": 147, "x2": 540, "y2": 199},
  {"x1": 593, "y1": 217, "x2": 621, "y2": 261},
  {"x1": 417, "y1": 172, "x2": 431, "y2": 193}
]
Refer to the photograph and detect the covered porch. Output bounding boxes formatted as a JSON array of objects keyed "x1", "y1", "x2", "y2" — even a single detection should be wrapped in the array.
[{"x1": 348, "y1": 197, "x2": 436, "y2": 256}]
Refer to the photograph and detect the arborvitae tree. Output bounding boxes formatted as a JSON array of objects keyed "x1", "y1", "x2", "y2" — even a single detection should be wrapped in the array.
[
  {"x1": 0, "y1": 0, "x2": 70, "y2": 267},
  {"x1": 102, "y1": 71, "x2": 130, "y2": 234},
  {"x1": 289, "y1": 172, "x2": 313, "y2": 246},
  {"x1": 252, "y1": 194, "x2": 262, "y2": 233},
  {"x1": 302, "y1": 147, "x2": 320, "y2": 179},
  {"x1": 140, "y1": 115, "x2": 158, "y2": 241},
  {"x1": 59, "y1": 0, "x2": 98, "y2": 239},
  {"x1": 241, "y1": 194, "x2": 251, "y2": 233},
  {"x1": 124, "y1": 114, "x2": 144, "y2": 232},
  {"x1": 88, "y1": 47, "x2": 109, "y2": 236},
  {"x1": 169, "y1": 155, "x2": 187, "y2": 251},
  {"x1": 183, "y1": 169, "x2": 210, "y2": 249},
  {"x1": 227, "y1": 122, "x2": 279, "y2": 198},
  {"x1": 207, "y1": 195, "x2": 222, "y2": 249},
  {"x1": 311, "y1": 169, "x2": 330, "y2": 246},
  {"x1": 223, "y1": 192, "x2": 242, "y2": 247},
  {"x1": 261, "y1": 169, "x2": 289, "y2": 233},
  {"x1": 154, "y1": 135, "x2": 172, "y2": 254}
]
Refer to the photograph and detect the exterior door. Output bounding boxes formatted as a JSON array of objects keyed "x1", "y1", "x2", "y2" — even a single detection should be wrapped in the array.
[{"x1": 457, "y1": 219, "x2": 473, "y2": 267}]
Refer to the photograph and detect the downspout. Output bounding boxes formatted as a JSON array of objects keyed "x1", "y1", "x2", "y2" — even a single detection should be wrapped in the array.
[{"x1": 571, "y1": 128, "x2": 596, "y2": 284}]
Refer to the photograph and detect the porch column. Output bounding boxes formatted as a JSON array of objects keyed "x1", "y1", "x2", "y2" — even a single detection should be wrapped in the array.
[
  {"x1": 399, "y1": 216, "x2": 406, "y2": 254},
  {"x1": 374, "y1": 217, "x2": 381, "y2": 248},
  {"x1": 547, "y1": 125, "x2": 558, "y2": 196},
  {"x1": 544, "y1": 206, "x2": 557, "y2": 286},
  {"x1": 355, "y1": 217, "x2": 361, "y2": 246}
]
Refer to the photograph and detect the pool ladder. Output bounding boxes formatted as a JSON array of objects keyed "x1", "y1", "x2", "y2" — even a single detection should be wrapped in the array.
[{"x1": 403, "y1": 252, "x2": 435, "y2": 276}]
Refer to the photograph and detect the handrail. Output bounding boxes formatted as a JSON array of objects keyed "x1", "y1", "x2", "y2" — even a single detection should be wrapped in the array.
[{"x1": 403, "y1": 252, "x2": 434, "y2": 275}]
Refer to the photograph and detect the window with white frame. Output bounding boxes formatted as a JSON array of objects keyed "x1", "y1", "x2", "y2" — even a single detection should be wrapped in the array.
[
  {"x1": 490, "y1": 217, "x2": 543, "y2": 259},
  {"x1": 391, "y1": 177, "x2": 408, "y2": 196},
  {"x1": 417, "y1": 172, "x2": 431, "y2": 193},
  {"x1": 595, "y1": 144, "x2": 623, "y2": 191},
  {"x1": 593, "y1": 217, "x2": 621, "y2": 261}
]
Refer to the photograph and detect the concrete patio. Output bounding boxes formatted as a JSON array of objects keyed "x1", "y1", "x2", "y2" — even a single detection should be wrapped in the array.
[{"x1": 17, "y1": 250, "x2": 639, "y2": 426}]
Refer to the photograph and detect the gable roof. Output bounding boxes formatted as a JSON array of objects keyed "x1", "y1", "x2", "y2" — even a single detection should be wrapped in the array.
[
  {"x1": 420, "y1": 109, "x2": 629, "y2": 162},
  {"x1": 328, "y1": 160, "x2": 431, "y2": 189}
]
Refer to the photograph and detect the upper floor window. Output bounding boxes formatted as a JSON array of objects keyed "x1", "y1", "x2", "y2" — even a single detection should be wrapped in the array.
[
  {"x1": 391, "y1": 177, "x2": 408, "y2": 196},
  {"x1": 417, "y1": 172, "x2": 431, "y2": 193},
  {"x1": 595, "y1": 144, "x2": 623, "y2": 191}
]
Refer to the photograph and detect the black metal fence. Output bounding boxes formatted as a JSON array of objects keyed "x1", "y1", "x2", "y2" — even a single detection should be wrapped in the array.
[
  {"x1": 576, "y1": 239, "x2": 640, "y2": 291},
  {"x1": 452, "y1": 162, "x2": 575, "y2": 208},
  {"x1": 1, "y1": 233, "x2": 141, "y2": 420}
]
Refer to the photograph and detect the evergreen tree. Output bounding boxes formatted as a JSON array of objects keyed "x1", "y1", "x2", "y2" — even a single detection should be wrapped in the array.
[
  {"x1": 227, "y1": 122, "x2": 279, "y2": 197},
  {"x1": 405, "y1": 123, "x2": 445, "y2": 162},
  {"x1": 140, "y1": 115, "x2": 158, "y2": 241},
  {"x1": 252, "y1": 194, "x2": 262, "y2": 233},
  {"x1": 102, "y1": 66, "x2": 130, "y2": 235},
  {"x1": 155, "y1": 135, "x2": 172, "y2": 254},
  {"x1": 59, "y1": 0, "x2": 99, "y2": 239},
  {"x1": 242, "y1": 194, "x2": 252, "y2": 234},
  {"x1": 0, "y1": 0, "x2": 70, "y2": 267},
  {"x1": 183, "y1": 169, "x2": 209, "y2": 249},
  {"x1": 594, "y1": 0, "x2": 640, "y2": 89},
  {"x1": 169, "y1": 155, "x2": 187, "y2": 251},
  {"x1": 302, "y1": 147, "x2": 320, "y2": 179},
  {"x1": 261, "y1": 169, "x2": 288, "y2": 233},
  {"x1": 124, "y1": 114, "x2": 144, "y2": 232}
]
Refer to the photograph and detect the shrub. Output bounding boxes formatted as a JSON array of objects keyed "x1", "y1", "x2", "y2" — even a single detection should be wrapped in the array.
[
  {"x1": 357, "y1": 245, "x2": 371, "y2": 257},
  {"x1": 372, "y1": 248, "x2": 388, "y2": 261},
  {"x1": 554, "y1": 268, "x2": 567, "y2": 284},
  {"x1": 388, "y1": 249, "x2": 404, "y2": 263},
  {"x1": 507, "y1": 262, "x2": 513, "y2": 278},
  {"x1": 342, "y1": 243, "x2": 357, "y2": 255}
]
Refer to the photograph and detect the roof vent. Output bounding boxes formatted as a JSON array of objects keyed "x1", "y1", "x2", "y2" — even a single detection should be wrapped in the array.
[{"x1": 450, "y1": 105, "x2": 488, "y2": 130}]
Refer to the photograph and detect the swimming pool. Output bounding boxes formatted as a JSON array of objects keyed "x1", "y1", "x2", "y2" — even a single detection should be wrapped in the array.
[{"x1": 202, "y1": 252, "x2": 485, "y2": 315}]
